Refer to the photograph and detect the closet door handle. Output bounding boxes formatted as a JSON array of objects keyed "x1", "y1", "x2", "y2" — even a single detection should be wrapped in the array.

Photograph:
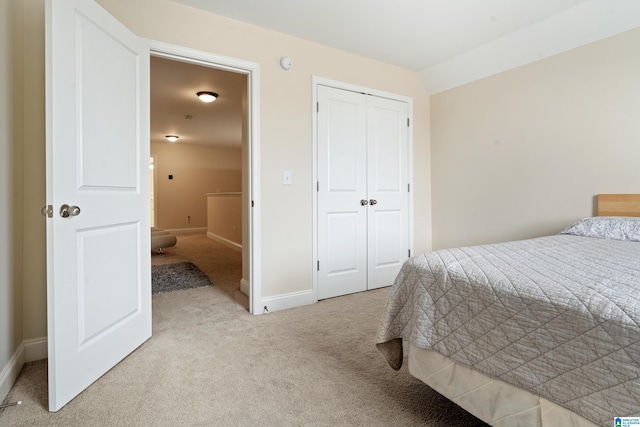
[
  {"x1": 360, "y1": 199, "x2": 369, "y2": 206},
  {"x1": 369, "y1": 199, "x2": 377, "y2": 205}
]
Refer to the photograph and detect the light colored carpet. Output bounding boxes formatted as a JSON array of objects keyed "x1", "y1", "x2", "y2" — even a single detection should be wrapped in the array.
[{"x1": 0, "y1": 234, "x2": 488, "y2": 426}]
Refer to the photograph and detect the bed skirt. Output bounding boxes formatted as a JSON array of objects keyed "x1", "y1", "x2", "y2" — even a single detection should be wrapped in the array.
[{"x1": 408, "y1": 344, "x2": 599, "y2": 427}]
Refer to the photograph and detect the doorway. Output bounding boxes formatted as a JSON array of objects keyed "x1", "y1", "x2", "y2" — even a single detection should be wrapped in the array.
[
  {"x1": 149, "y1": 43, "x2": 261, "y2": 315},
  {"x1": 148, "y1": 46, "x2": 260, "y2": 314},
  {"x1": 149, "y1": 55, "x2": 247, "y2": 307}
]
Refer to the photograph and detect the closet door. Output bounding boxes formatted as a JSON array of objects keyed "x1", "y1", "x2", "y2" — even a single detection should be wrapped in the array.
[
  {"x1": 366, "y1": 96, "x2": 409, "y2": 289},
  {"x1": 317, "y1": 85, "x2": 409, "y2": 299},
  {"x1": 317, "y1": 86, "x2": 368, "y2": 300}
]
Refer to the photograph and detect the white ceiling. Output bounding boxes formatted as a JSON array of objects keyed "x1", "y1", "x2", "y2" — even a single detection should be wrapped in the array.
[
  {"x1": 154, "y1": 0, "x2": 640, "y2": 147},
  {"x1": 173, "y1": 0, "x2": 587, "y2": 71},
  {"x1": 171, "y1": 0, "x2": 640, "y2": 92}
]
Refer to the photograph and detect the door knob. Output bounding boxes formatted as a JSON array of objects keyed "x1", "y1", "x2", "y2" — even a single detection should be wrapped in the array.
[
  {"x1": 369, "y1": 199, "x2": 378, "y2": 205},
  {"x1": 59, "y1": 204, "x2": 81, "y2": 218},
  {"x1": 360, "y1": 199, "x2": 369, "y2": 206}
]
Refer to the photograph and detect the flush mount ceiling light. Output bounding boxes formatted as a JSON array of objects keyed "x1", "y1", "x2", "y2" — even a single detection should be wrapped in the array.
[
  {"x1": 165, "y1": 135, "x2": 179, "y2": 142},
  {"x1": 197, "y1": 91, "x2": 218, "y2": 103}
]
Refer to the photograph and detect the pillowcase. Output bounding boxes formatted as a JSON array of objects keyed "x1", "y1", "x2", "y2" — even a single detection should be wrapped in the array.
[{"x1": 560, "y1": 216, "x2": 640, "y2": 242}]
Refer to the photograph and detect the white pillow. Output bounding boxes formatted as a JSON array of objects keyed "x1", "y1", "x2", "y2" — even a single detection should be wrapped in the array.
[{"x1": 560, "y1": 216, "x2": 640, "y2": 242}]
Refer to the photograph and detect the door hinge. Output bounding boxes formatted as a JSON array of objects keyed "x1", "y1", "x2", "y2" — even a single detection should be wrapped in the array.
[
  {"x1": 317, "y1": 181, "x2": 319, "y2": 192},
  {"x1": 408, "y1": 183, "x2": 410, "y2": 192},
  {"x1": 317, "y1": 102, "x2": 319, "y2": 113},
  {"x1": 42, "y1": 205, "x2": 53, "y2": 218},
  {"x1": 408, "y1": 249, "x2": 411, "y2": 258},
  {"x1": 407, "y1": 118, "x2": 410, "y2": 127},
  {"x1": 251, "y1": 200, "x2": 254, "y2": 208},
  {"x1": 317, "y1": 260, "x2": 320, "y2": 271}
]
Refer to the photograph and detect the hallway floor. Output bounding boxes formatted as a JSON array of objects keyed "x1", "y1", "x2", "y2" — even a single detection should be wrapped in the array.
[{"x1": 151, "y1": 232, "x2": 248, "y2": 311}]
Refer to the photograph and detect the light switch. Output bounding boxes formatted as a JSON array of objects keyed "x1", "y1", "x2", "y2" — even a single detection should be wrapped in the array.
[{"x1": 283, "y1": 170, "x2": 292, "y2": 185}]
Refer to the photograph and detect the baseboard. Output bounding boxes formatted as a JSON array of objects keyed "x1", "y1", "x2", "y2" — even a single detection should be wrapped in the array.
[
  {"x1": 0, "y1": 342, "x2": 25, "y2": 403},
  {"x1": 240, "y1": 278, "x2": 249, "y2": 296},
  {"x1": 165, "y1": 227, "x2": 208, "y2": 235},
  {"x1": 0, "y1": 337, "x2": 48, "y2": 403},
  {"x1": 260, "y1": 289, "x2": 316, "y2": 314},
  {"x1": 206, "y1": 232, "x2": 242, "y2": 252},
  {"x1": 24, "y1": 337, "x2": 48, "y2": 362}
]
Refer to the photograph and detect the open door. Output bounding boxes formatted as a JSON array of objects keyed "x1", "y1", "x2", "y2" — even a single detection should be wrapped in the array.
[{"x1": 45, "y1": 0, "x2": 150, "y2": 411}]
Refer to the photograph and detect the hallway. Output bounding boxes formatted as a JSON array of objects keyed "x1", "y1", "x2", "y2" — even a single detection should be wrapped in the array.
[{"x1": 151, "y1": 232, "x2": 247, "y2": 311}]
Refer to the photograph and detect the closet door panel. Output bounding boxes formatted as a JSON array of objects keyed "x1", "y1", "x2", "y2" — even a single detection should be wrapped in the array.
[
  {"x1": 317, "y1": 86, "x2": 368, "y2": 299},
  {"x1": 367, "y1": 96, "x2": 409, "y2": 290}
]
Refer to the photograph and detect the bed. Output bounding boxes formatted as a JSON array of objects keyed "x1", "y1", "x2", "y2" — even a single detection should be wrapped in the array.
[{"x1": 376, "y1": 194, "x2": 640, "y2": 427}]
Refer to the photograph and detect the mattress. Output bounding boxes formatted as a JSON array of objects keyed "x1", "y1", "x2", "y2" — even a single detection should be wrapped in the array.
[{"x1": 376, "y1": 230, "x2": 640, "y2": 427}]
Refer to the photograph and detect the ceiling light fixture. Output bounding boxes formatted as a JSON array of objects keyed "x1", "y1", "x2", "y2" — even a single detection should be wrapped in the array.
[
  {"x1": 165, "y1": 135, "x2": 179, "y2": 142},
  {"x1": 197, "y1": 91, "x2": 218, "y2": 103}
]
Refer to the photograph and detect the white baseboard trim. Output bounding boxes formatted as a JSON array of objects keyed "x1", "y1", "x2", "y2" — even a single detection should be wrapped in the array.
[
  {"x1": 240, "y1": 278, "x2": 249, "y2": 296},
  {"x1": 0, "y1": 342, "x2": 25, "y2": 403},
  {"x1": 24, "y1": 337, "x2": 48, "y2": 363},
  {"x1": 206, "y1": 232, "x2": 242, "y2": 252},
  {"x1": 0, "y1": 336, "x2": 47, "y2": 403},
  {"x1": 165, "y1": 227, "x2": 208, "y2": 235},
  {"x1": 260, "y1": 289, "x2": 316, "y2": 314}
]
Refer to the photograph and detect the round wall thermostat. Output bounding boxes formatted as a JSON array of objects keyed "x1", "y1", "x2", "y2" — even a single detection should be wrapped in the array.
[{"x1": 279, "y1": 57, "x2": 293, "y2": 71}]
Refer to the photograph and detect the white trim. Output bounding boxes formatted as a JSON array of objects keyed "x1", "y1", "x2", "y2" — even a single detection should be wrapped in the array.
[
  {"x1": 0, "y1": 343, "x2": 24, "y2": 403},
  {"x1": 240, "y1": 278, "x2": 250, "y2": 296},
  {"x1": 313, "y1": 76, "x2": 413, "y2": 104},
  {"x1": 0, "y1": 337, "x2": 47, "y2": 402},
  {"x1": 24, "y1": 337, "x2": 48, "y2": 362},
  {"x1": 311, "y1": 76, "x2": 414, "y2": 302},
  {"x1": 165, "y1": 227, "x2": 207, "y2": 235},
  {"x1": 260, "y1": 289, "x2": 316, "y2": 314},
  {"x1": 146, "y1": 40, "x2": 262, "y2": 316},
  {"x1": 421, "y1": 0, "x2": 640, "y2": 94},
  {"x1": 206, "y1": 232, "x2": 242, "y2": 252}
]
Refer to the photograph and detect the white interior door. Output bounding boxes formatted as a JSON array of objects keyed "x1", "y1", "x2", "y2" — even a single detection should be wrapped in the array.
[
  {"x1": 366, "y1": 96, "x2": 409, "y2": 289},
  {"x1": 317, "y1": 85, "x2": 409, "y2": 299},
  {"x1": 46, "y1": 0, "x2": 150, "y2": 412},
  {"x1": 317, "y1": 86, "x2": 368, "y2": 300}
]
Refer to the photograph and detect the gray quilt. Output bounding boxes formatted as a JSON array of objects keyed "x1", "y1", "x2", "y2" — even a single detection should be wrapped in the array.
[{"x1": 376, "y1": 234, "x2": 640, "y2": 427}]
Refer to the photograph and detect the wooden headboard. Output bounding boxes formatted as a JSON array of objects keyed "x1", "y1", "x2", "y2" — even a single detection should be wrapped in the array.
[{"x1": 597, "y1": 194, "x2": 640, "y2": 217}]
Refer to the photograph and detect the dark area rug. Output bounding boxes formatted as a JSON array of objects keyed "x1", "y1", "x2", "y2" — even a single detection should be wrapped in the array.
[{"x1": 152, "y1": 262, "x2": 213, "y2": 294}]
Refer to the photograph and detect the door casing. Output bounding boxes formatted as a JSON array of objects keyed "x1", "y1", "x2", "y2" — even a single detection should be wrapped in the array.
[{"x1": 147, "y1": 40, "x2": 262, "y2": 315}]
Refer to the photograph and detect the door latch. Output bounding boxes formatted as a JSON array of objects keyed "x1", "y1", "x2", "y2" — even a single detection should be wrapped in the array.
[{"x1": 42, "y1": 205, "x2": 53, "y2": 218}]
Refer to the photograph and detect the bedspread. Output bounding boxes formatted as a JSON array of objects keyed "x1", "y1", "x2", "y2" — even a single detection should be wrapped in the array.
[{"x1": 376, "y1": 235, "x2": 640, "y2": 426}]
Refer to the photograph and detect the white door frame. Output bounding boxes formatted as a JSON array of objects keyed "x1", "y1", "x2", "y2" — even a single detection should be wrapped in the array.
[
  {"x1": 311, "y1": 76, "x2": 414, "y2": 301},
  {"x1": 148, "y1": 40, "x2": 262, "y2": 315},
  {"x1": 150, "y1": 155, "x2": 157, "y2": 228}
]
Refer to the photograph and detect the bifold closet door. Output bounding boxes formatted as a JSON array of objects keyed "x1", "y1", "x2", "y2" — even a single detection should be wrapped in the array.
[{"x1": 317, "y1": 85, "x2": 409, "y2": 300}]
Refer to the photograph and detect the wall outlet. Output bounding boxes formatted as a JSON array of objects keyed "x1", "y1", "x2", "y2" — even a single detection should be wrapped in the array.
[{"x1": 187, "y1": 215, "x2": 191, "y2": 224}]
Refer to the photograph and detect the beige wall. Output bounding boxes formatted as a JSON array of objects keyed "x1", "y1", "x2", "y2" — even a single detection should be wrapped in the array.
[
  {"x1": 0, "y1": 0, "x2": 24, "y2": 377},
  {"x1": 207, "y1": 194, "x2": 242, "y2": 246},
  {"x1": 22, "y1": 0, "x2": 47, "y2": 341},
  {"x1": 151, "y1": 142, "x2": 241, "y2": 230},
  {"x1": 1, "y1": 0, "x2": 46, "y2": 392},
  {"x1": 431, "y1": 27, "x2": 640, "y2": 250},
  {"x1": 98, "y1": 0, "x2": 432, "y2": 298}
]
